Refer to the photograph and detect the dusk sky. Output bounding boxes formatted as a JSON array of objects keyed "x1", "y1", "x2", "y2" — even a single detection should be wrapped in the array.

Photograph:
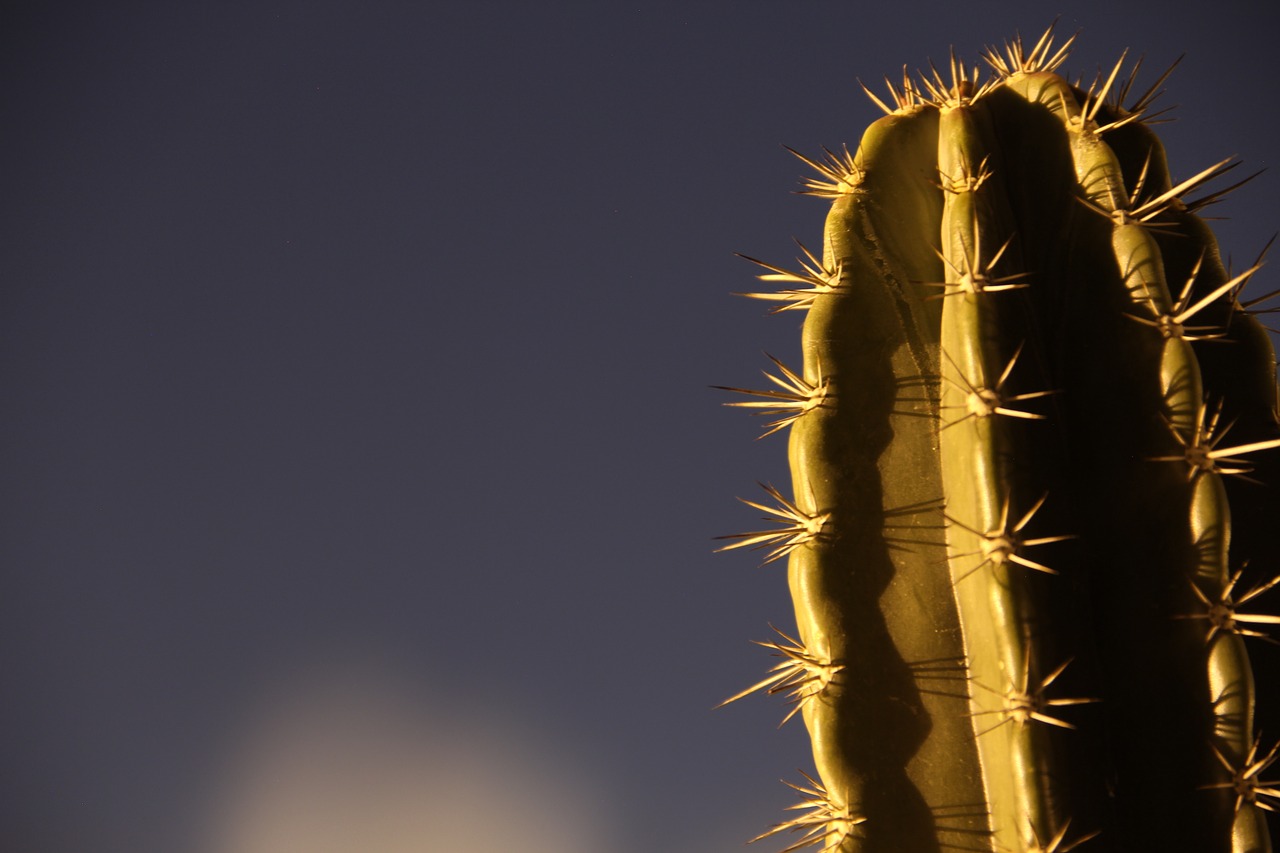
[{"x1": 3, "y1": 3, "x2": 1279, "y2": 852}]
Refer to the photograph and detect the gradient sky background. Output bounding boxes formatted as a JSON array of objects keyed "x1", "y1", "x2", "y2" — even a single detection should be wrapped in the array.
[{"x1": 3, "y1": 2, "x2": 1279, "y2": 852}]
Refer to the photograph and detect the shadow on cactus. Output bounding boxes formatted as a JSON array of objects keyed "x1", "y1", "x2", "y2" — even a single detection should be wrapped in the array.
[{"x1": 718, "y1": 24, "x2": 1280, "y2": 853}]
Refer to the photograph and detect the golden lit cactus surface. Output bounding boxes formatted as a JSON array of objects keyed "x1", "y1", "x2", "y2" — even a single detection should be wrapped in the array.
[{"x1": 719, "y1": 26, "x2": 1280, "y2": 853}]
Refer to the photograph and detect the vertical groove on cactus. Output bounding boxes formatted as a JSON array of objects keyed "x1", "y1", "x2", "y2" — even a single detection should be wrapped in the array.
[{"x1": 720, "y1": 24, "x2": 1280, "y2": 853}]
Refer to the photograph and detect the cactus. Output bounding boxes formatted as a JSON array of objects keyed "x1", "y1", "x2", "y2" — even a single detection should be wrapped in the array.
[{"x1": 719, "y1": 26, "x2": 1280, "y2": 853}]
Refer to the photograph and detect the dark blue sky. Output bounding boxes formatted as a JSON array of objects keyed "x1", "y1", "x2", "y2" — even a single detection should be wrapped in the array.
[{"x1": 3, "y1": 3, "x2": 1278, "y2": 851}]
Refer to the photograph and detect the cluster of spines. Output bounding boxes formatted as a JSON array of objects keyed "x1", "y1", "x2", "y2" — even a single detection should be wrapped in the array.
[{"x1": 718, "y1": 23, "x2": 1280, "y2": 853}]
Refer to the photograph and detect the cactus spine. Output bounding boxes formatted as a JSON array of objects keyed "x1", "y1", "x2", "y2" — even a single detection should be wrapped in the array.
[{"x1": 721, "y1": 28, "x2": 1280, "y2": 853}]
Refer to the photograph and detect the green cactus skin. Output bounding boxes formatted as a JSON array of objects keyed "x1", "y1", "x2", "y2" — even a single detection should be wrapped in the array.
[{"x1": 721, "y1": 28, "x2": 1280, "y2": 853}]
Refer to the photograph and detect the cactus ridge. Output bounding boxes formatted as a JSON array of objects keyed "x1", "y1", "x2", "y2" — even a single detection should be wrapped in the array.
[{"x1": 721, "y1": 24, "x2": 1280, "y2": 853}]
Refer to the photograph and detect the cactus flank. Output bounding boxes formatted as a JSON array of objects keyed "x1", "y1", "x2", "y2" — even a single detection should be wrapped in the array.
[{"x1": 719, "y1": 26, "x2": 1280, "y2": 853}]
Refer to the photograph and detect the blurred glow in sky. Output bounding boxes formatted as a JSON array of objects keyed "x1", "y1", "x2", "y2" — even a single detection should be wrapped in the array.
[{"x1": 201, "y1": 662, "x2": 618, "y2": 853}]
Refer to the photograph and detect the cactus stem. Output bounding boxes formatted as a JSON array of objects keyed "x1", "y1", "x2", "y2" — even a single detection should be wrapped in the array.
[
  {"x1": 730, "y1": 28, "x2": 1280, "y2": 849},
  {"x1": 751, "y1": 771, "x2": 866, "y2": 852},
  {"x1": 715, "y1": 482, "x2": 830, "y2": 564}
]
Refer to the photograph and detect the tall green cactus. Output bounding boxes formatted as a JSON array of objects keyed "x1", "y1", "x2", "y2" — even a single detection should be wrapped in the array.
[{"x1": 719, "y1": 27, "x2": 1280, "y2": 853}]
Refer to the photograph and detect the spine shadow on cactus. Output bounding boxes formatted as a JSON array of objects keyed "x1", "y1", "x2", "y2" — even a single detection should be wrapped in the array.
[{"x1": 718, "y1": 24, "x2": 1280, "y2": 853}]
